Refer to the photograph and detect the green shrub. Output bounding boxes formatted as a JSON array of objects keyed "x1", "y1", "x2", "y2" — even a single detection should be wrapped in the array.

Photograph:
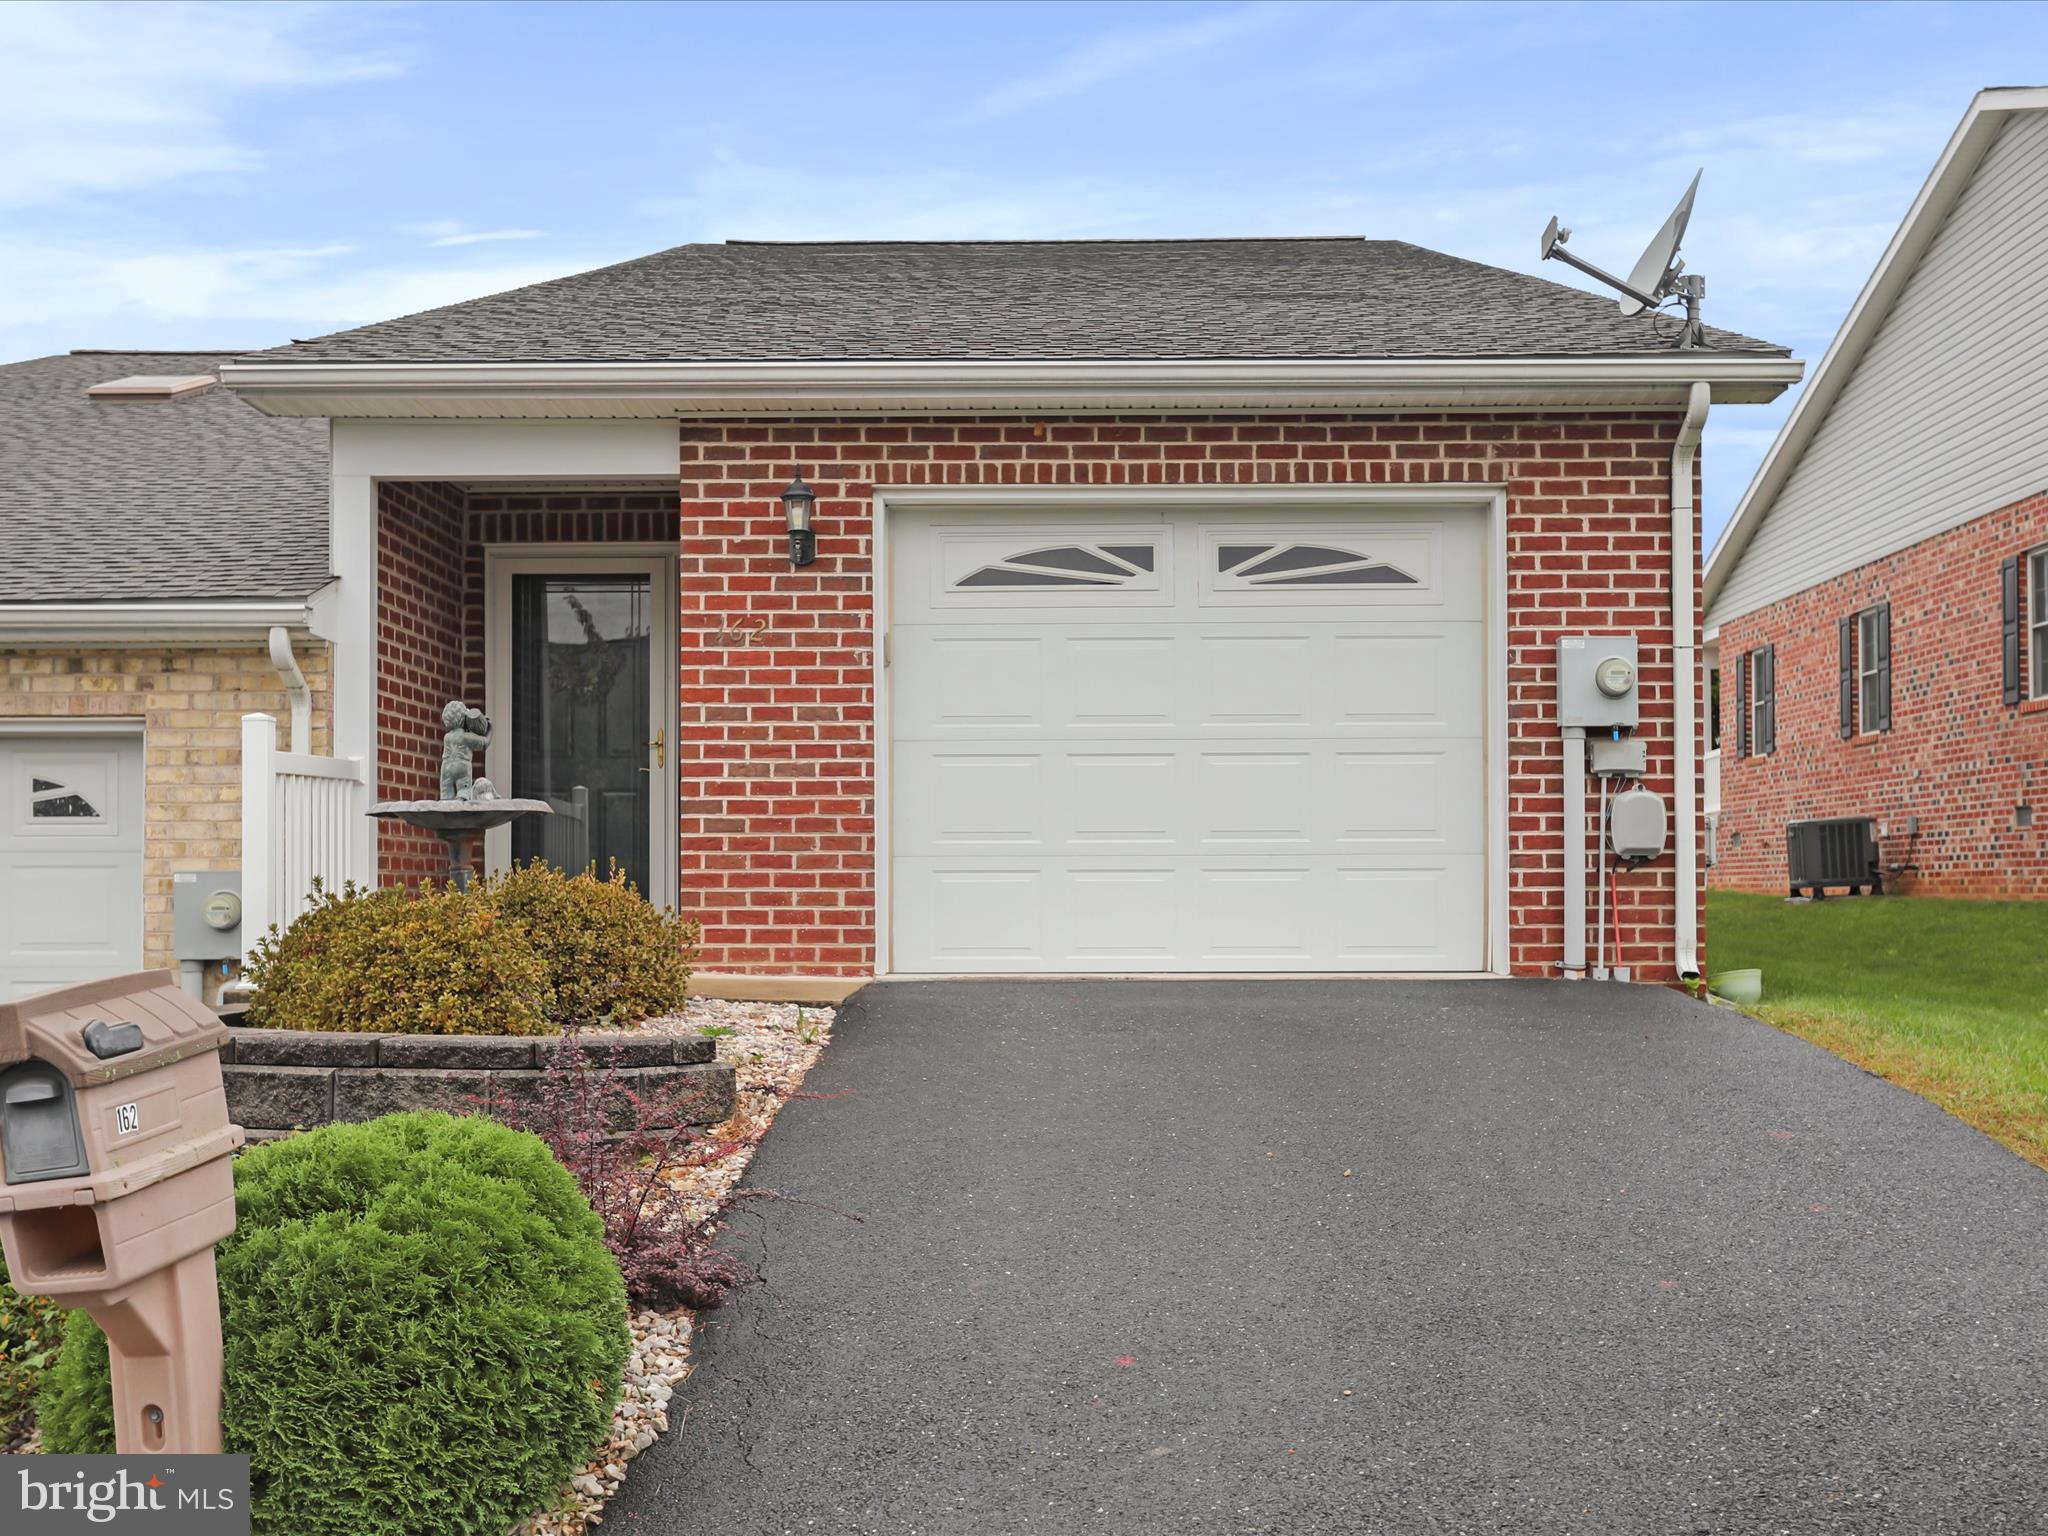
[
  {"x1": 247, "y1": 880, "x2": 555, "y2": 1035},
  {"x1": 41, "y1": 1113, "x2": 629, "y2": 1536},
  {"x1": 486, "y1": 861, "x2": 696, "y2": 1027},
  {"x1": 247, "y1": 866, "x2": 696, "y2": 1035},
  {"x1": 0, "y1": 1249, "x2": 68, "y2": 1439}
]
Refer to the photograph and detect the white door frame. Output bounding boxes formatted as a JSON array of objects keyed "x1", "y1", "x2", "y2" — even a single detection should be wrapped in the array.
[
  {"x1": 483, "y1": 546, "x2": 679, "y2": 910},
  {"x1": 871, "y1": 485, "x2": 1511, "y2": 978}
]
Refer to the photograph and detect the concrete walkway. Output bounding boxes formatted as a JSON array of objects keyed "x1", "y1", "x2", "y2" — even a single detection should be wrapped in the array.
[{"x1": 611, "y1": 979, "x2": 2048, "y2": 1534}]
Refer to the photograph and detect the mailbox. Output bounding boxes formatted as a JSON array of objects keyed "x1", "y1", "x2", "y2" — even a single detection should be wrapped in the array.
[{"x1": 0, "y1": 971, "x2": 243, "y2": 1454}]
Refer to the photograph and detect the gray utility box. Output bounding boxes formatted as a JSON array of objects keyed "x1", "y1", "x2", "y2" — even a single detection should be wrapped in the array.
[
  {"x1": 1556, "y1": 635, "x2": 1640, "y2": 731},
  {"x1": 173, "y1": 870, "x2": 243, "y2": 962}
]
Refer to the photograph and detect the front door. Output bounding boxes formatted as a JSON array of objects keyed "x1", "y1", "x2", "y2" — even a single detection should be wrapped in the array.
[{"x1": 486, "y1": 554, "x2": 677, "y2": 909}]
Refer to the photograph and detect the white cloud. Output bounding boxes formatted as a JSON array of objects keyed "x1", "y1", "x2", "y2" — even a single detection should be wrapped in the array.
[
  {"x1": 404, "y1": 221, "x2": 547, "y2": 248},
  {"x1": 967, "y1": 3, "x2": 1292, "y2": 120},
  {"x1": 0, "y1": 2, "x2": 401, "y2": 209},
  {"x1": 426, "y1": 229, "x2": 545, "y2": 248},
  {"x1": 0, "y1": 236, "x2": 598, "y2": 358}
]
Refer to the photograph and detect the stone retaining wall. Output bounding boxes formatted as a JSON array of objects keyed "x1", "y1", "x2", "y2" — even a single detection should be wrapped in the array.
[{"x1": 222, "y1": 1029, "x2": 733, "y2": 1135}]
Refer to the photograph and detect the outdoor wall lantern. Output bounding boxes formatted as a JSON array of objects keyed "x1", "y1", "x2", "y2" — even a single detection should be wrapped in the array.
[{"x1": 781, "y1": 470, "x2": 818, "y2": 567}]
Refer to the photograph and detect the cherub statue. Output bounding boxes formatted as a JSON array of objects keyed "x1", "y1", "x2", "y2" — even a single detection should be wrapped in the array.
[{"x1": 438, "y1": 700, "x2": 495, "y2": 801}]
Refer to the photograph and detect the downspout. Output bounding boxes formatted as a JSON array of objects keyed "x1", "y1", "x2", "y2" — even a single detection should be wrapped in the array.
[
  {"x1": 1672, "y1": 381, "x2": 1710, "y2": 982},
  {"x1": 268, "y1": 625, "x2": 311, "y2": 755}
]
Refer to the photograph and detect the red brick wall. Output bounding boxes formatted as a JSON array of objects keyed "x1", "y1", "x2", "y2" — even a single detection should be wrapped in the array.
[
  {"x1": 671, "y1": 413, "x2": 1702, "y2": 980},
  {"x1": 1712, "y1": 489, "x2": 2048, "y2": 897},
  {"x1": 374, "y1": 480, "x2": 468, "y2": 883},
  {"x1": 375, "y1": 486, "x2": 681, "y2": 886},
  {"x1": 371, "y1": 416, "x2": 1705, "y2": 977}
]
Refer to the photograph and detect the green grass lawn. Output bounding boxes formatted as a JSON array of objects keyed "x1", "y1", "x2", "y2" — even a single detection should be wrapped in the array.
[{"x1": 1709, "y1": 890, "x2": 2048, "y2": 1168}]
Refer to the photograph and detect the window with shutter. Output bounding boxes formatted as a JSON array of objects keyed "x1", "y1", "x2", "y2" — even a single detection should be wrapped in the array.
[
  {"x1": 2030, "y1": 548, "x2": 2048, "y2": 702},
  {"x1": 1761, "y1": 646, "x2": 1778, "y2": 754},
  {"x1": 1874, "y1": 602, "x2": 1892, "y2": 730},
  {"x1": 2004, "y1": 556, "x2": 2023, "y2": 706},
  {"x1": 1856, "y1": 605, "x2": 1889, "y2": 733},
  {"x1": 1838, "y1": 617, "x2": 1854, "y2": 739},
  {"x1": 1738, "y1": 647, "x2": 1751, "y2": 758}
]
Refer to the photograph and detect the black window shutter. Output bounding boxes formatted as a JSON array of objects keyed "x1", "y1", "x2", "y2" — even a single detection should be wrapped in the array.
[
  {"x1": 1760, "y1": 644, "x2": 1777, "y2": 755},
  {"x1": 1738, "y1": 649, "x2": 1751, "y2": 757},
  {"x1": 1874, "y1": 603, "x2": 1892, "y2": 731},
  {"x1": 2004, "y1": 556, "x2": 2023, "y2": 706},
  {"x1": 1838, "y1": 616, "x2": 1855, "y2": 738}
]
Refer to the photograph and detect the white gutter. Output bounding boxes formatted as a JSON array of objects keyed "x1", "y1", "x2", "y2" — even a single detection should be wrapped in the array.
[
  {"x1": 221, "y1": 354, "x2": 1803, "y2": 416},
  {"x1": 268, "y1": 625, "x2": 312, "y2": 754},
  {"x1": 0, "y1": 600, "x2": 314, "y2": 645},
  {"x1": 1672, "y1": 380, "x2": 1710, "y2": 983}
]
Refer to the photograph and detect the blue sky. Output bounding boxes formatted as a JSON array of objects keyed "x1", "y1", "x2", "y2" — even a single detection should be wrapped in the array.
[{"x1": 1, "y1": 1, "x2": 2040, "y2": 542}]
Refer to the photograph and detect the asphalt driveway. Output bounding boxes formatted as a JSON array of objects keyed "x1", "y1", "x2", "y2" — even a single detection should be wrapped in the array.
[{"x1": 611, "y1": 980, "x2": 2048, "y2": 1534}]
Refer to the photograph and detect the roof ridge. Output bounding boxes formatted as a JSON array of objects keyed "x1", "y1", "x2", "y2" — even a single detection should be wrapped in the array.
[
  {"x1": 720, "y1": 236, "x2": 1370, "y2": 248},
  {"x1": 67, "y1": 349, "x2": 251, "y2": 357}
]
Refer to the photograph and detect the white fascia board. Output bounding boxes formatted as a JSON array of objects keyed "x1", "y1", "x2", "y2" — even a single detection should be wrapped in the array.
[
  {"x1": 1705, "y1": 86, "x2": 2048, "y2": 621},
  {"x1": 223, "y1": 354, "x2": 1802, "y2": 418},
  {"x1": 0, "y1": 600, "x2": 314, "y2": 645}
]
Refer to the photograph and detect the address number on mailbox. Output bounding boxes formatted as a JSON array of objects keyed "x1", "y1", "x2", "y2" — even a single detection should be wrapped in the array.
[{"x1": 115, "y1": 1102, "x2": 139, "y2": 1135}]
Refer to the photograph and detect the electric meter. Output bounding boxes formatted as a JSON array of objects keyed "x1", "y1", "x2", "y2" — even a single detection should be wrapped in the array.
[{"x1": 1595, "y1": 655, "x2": 1636, "y2": 698}]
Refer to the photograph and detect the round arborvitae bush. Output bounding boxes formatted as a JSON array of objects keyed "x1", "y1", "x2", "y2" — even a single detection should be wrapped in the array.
[
  {"x1": 40, "y1": 1113, "x2": 629, "y2": 1536},
  {"x1": 485, "y1": 861, "x2": 697, "y2": 1027}
]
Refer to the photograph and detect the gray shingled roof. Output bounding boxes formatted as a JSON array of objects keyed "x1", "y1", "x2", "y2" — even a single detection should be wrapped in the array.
[
  {"x1": 0, "y1": 351, "x2": 329, "y2": 603},
  {"x1": 253, "y1": 238, "x2": 1788, "y2": 365}
]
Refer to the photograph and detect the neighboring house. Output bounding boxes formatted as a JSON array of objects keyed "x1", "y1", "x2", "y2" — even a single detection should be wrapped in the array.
[
  {"x1": 0, "y1": 351, "x2": 332, "y2": 998},
  {"x1": 1705, "y1": 87, "x2": 2048, "y2": 899},
  {"x1": 218, "y1": 236, "x2": 1799, "y2": 996}
]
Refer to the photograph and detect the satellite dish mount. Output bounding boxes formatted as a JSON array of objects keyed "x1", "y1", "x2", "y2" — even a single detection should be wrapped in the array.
[{"x1": 1540, "y1": 171, "x2": 1708, "y2": 348}]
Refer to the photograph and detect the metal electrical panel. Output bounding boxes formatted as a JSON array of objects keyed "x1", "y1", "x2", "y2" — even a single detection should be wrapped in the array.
[
  {"x1": 1556, "y1": 635, "x2": 1640, "y2": 730},
  {"x1": 1589, "y1": 737, "x2": 1647, "y2": 777},
  {"x1": 173, "y1": 870, "x2": 242, "y2": 962}
]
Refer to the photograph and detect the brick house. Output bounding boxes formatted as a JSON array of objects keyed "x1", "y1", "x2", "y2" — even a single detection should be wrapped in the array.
[
  {"x1": 0, "y1": 351, "x2": 332, "y2": 998},
  {"x1": 1706, "y1": 88, "x2": 2048, "y2": 899},
  {"x1": 218, "y1": 237, "x2": 1798, "y2": 996}
]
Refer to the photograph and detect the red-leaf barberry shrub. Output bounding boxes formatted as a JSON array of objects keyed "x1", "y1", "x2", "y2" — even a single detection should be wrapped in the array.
[{"x1": 482, "y1": 1033, "x2": 841, "y2": 1310}]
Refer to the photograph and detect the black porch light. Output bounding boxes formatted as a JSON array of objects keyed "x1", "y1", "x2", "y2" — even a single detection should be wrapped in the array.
[{"x1": 781, "y1": 470, "x2": 818, "y2": 567}]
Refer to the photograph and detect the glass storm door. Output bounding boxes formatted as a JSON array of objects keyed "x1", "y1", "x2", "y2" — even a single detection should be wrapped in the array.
[{"x1": 487, "y1": 557, "x2": 676, "y2": 909}]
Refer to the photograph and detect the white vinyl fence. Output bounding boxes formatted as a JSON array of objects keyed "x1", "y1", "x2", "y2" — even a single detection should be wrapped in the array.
[{"x1": 241, "y1": 712, "x2": 367, "y2": 958}]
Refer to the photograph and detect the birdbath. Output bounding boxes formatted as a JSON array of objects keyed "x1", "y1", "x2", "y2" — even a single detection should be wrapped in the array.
[{"x1": 368, "y1": 700, "x2": 550, "y2": 890}]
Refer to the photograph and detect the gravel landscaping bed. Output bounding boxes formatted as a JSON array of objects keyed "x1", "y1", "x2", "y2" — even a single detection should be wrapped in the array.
[{"x1": 511, "y1": 996, "x2": 834, "y2": 1536}]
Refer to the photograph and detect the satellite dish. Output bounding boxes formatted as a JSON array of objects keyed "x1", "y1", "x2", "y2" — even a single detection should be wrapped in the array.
[
  {"x1": 1538, "y1": 171, "x2": 1710, "y2": 347},
  {"x1": 1619, "y1": 171, "x2": 1700, "y2": 317}
]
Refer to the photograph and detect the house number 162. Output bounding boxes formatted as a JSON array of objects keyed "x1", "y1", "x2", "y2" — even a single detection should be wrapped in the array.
[{"x1": 115, "y1": 1102, "x2": 140, "y2": 1135}]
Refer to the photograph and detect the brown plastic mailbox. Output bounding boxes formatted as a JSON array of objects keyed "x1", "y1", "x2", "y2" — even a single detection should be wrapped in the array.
[{"x1": 0, "y1": 971, "x2": 243, "y2": 1453}]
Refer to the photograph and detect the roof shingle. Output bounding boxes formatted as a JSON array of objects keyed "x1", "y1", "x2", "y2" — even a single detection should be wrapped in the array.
[
  {"x1": 0, "y1": 351, "x2": 329, "y2": 603},
  {"x1": 253, "y1": 238, "x2": 1788, "y2": 366}
]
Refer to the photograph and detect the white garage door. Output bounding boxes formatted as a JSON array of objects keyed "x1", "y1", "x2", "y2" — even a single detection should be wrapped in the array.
[
  {"x1": 888, "y1": 504, "x2": 1489, "y2": 973},
  {"x1": 0, "y1": 732, "x2": 145, "y2": 999}
]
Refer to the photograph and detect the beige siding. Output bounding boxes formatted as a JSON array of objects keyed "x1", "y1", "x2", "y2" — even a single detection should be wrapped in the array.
[{"x1": 1711, "y1": 110, "x2": 2048, "y2": 626}]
